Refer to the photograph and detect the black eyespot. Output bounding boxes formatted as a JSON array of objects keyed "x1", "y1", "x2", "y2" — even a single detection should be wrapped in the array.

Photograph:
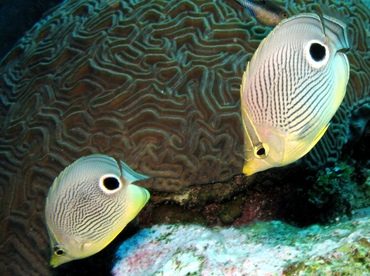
[
  {"x1": 309, "y1": 43, "x2": 326, "y2": 62},
  {"x1": 54, "y1": 245, "x2": 66, "y2": 256},
  {"x1": 103, "y1": 177, "x2": 120, "y2": 190}
]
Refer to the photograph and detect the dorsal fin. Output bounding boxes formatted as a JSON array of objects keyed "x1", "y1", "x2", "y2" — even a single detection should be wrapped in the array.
[{"x1": 322, "y1": 14, "x2": 349, "y2": 50}]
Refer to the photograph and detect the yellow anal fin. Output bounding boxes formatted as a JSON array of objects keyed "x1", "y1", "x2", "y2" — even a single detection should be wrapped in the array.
[{"x1": 313, "y1": 123, "x2": 330, "y2": 145}]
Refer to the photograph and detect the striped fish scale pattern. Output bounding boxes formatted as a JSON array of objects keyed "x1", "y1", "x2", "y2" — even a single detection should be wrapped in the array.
[
  {"x1": 285, "y1": 49, "x2": 333, "y2": 138},
  {"x1": 50, "y1": 179, "x2": 125, "y2": 239},
  {"x1": 0, "y1": 0, "x2": 369, "y2": 274},
  {"x1": 247, "y1": 40, "x2": 337, "y2": 139}
]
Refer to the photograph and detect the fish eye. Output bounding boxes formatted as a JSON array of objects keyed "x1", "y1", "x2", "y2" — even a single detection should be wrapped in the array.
[
  {"x1": 281, "y1": 12, "x2": 288, "y2": 19},
  {"x1": 254, "y1": 143, "x2": 269, "y2": 159},
  {"x1": 99, "y1": 174, "x2": 122, "y2": 194},
  {"x1": 53, "y1": 245, "x2": 67, "y2": 256}
]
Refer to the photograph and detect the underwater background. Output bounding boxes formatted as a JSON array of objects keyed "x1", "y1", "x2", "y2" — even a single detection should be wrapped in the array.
[{"x1": 0, "y1": 0, "x2": 369, "y2": 275}]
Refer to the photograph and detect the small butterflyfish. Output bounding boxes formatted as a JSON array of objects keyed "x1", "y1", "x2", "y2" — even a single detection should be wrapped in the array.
[{"x1": 45, "y1": 154, "x2": 150, "y2": 267}]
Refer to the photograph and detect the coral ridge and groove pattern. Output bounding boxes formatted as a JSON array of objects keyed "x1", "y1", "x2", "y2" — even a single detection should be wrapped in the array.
[{"x1": 0, "y1": 0, "x2": 369, "y2": 274}]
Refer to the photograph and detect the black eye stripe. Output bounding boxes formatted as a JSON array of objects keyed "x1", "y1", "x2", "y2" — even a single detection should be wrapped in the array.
[
  {"x1": 54, "y1": 245, "x2": 66, "y2": 256},
  {"x1": 254, "y1": 143, "x2": 269, "y2": 159}
]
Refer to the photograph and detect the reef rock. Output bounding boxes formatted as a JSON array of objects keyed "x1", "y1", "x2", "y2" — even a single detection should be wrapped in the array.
[{"x1": 113, "y1": 213, "x2": 370, "y2": 275}]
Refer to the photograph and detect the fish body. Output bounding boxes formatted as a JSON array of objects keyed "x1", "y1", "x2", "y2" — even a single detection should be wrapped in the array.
[
  {"x1": 235, "y1": 0, "x2": 288, "y2": 26},
  {"x1": 45, "y1": 154, "x2": 150, "y2": 267},
  {"x1": 241, "y1": 13, "x2": 350, "y2": 175}
]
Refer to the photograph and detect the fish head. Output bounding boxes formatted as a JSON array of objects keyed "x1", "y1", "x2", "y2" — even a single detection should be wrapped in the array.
[
  {"x1": 45, "y1": 154, "x2": 150, "y2": 267},
  {"x1": 242, "y1": 120, "x2": 285, "y2": 175},
  {"x1": 242, "y1": 120, "x2": 330, "y2": 175},
  {"x1": 48, "y1": 230, "x2": 92, "y2": 267}
]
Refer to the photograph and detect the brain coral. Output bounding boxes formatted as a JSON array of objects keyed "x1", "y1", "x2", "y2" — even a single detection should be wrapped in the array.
[{"x1": 0, "y1": 0, "x2": 369, "y2": 274}]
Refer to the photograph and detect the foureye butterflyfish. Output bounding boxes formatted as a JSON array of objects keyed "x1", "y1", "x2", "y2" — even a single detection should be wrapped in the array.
[
  {"x1": 241, "y1": 13, "x2": 350, "y2": 175},
  {"x1": 45, "y1": 154, "x2": 150, "y2": 267}
]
